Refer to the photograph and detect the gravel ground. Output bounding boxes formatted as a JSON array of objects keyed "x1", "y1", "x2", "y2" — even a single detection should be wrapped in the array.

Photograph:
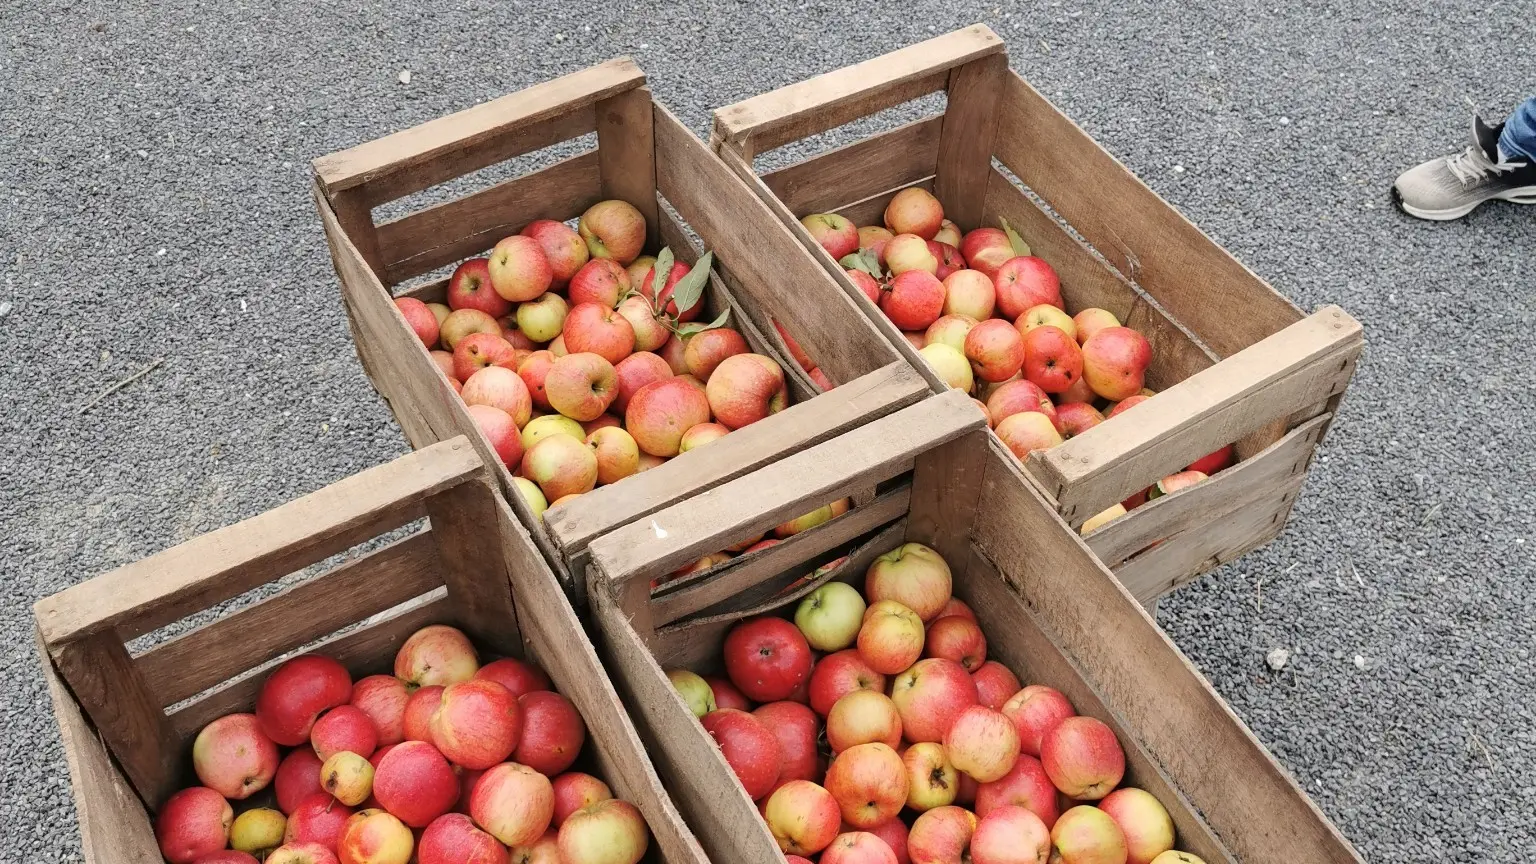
[{"x1": 4, "y1": 1, "x2": 1533, "y2": 860}]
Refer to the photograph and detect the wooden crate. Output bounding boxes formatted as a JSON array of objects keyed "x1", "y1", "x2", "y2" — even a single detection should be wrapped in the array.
[
  {"x1": 33, "y1": 437, "x2": 709, "y2": 864},
  {"x1": 710, "y1": 25, "x2": 1364, "y2": 605},
  {"x1": 311, "y1": 59, "x2": 927, "y2": 597},
  {"x1": 581, "y1": 392, "x2": 1360, "y2": 864}
]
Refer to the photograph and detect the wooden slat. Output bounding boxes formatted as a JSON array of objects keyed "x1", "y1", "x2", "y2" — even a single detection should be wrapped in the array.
[
  {"x1": 712, "y1": 25, "x2": 1004, "y2": 157},
  {"x1": 932, "y1": 54, "x2": 1007, "y2": 230},
  {"x1": 425, "y1": 479, "x2": 523, "y2": 658},
  {"x1": 973, "y1": 450, "x2": 1360, "y2": 863},
  {"x1": 330, "y1": 186, "x2": 387, "y2": 278},
  {"x1": 312, "y1": 58, "x2": 643, "y2": 206},
  {"x1": 545, "y1": 362, "x2": 929, "y2": 561},
  {"x1": 588, "y1": 390, "x2": 986, "y2": 589},
  {"x1": 596, "y1": 88, "x2": 660, "y2": 249},
  {"x1": 377, "y1": 150, "x2": 603, "y2": 284},
  {"x1": 396, "y1": 276, "x2": 448, "y2": 303},
  {"x1": 994, "y1": 71, "x2": 1304, "y2": 357},
  {"x1": 761, "y1": 117, "x2": 942, "y2": 217},
  {"x1": 34, "y1": 438, "x2": 480, "y2": 645},
  {"x1": 904, "y1": 430, "x2": 988, "y2": 581},
  {"x1": 1087, "y1": 415, "x2": 1329, "y2": 566},
  {"x1": 837, "y1": 177, "x2": 937, "y2": 233},
  {"x1": 136, "y1": 532, "x2": 445, "y2": 706},
  {"x1": 1030, "y1": 307, "x2": 1362, "y2": 524}
]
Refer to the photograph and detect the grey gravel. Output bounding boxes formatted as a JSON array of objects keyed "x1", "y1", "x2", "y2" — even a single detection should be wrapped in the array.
[{"x1": 3, "y1": 1, "x2": 1534, "y2": 862}]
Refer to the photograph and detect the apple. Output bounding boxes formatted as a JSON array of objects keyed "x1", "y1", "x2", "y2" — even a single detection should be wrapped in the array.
[
  {"x1": 1187, "y1": 444, "x2": 1233, "y2": 475},
  {"x1": 427, "y1": 302, "x2": 451, "y2": 325},
  {"x1": 624, "y1": 376, "x2": 710, "y2": 456},
  {"x1": 579, "y1": 199, "x2": 647, "y2": 264},
  {"x1": 516, "y1": 292, "x2": 569, "y2": 344},
  {"x1": 808, "y1": 649, "x2": 886, "y2": 716},
  {"x1": 803, "y1": 213, "x2": 860, "y2": 260},
  {"x1": 1150, "y1": 470, "x2": 1207, "y2": 500},
  {"x1": 626, "y1": 254, "x2": 658, "y2": 284},
  {"x1": 936, "y1": 597, "x2": 975, "y2": 621},
  {"x1": 568, "y1": 258, "x2": 631, "y2": 308},
  {"x1": 701, "y1": 708, "x2": 783, "y2": 800},
  {"x1": 866, "y1": 542, "x2": 953, "y2": 622},
  {"x1": 440, "y1": 308, "x2": 501, "y2": 351},
  {"x1": 665, "y1": 668, "x2": 717, "y2": 717},
  {"x1": 890, "y1": 657, "x2": 978, "y2": 743},
  {"x1": 396, "y1": 298, "x2": 441, "y2": 348},
  {"x1": 284, "y1": 793, "x2": 353, "y2": 848},
  {"x1": 919, "y1": 343, "x2": 974, "y2": 393},
  {"x1": 772, "y1": 498, "x2": 849, "y2": 538},
  {"x1": 994, "y1": 257, "x2": 1063, "y2": 319},
  {"x1": 311, "y1": 705, "x2": 378, "y2": 762},
  {"x1": 497, "y1": 315, "x2": 536, "y2": 350},
  {"x1": 512, "y1": 477, "x2": 550, "y2": 519},
  {"x1": 368, "y1": 740, "x2": 457, "y2": 827},
  {"x1": 1149, "y1": 853, "x2": 1206, "y2": 864},
  {"x1": 468, "y1": 405, "x2": 520, "y2": 468},
  {"x1": 972, "y1": 805, "x2": 1051, "y2": 864},
  {"x1": 884, "y1": 187, "x2": 944, "y2": 239},
  {"x1": 229, "y1": 808, "x2": 285, "y2": 858},
  {"x1": 1098, "y1": 788, "x2": 1174, "y2": 864},
  {"x1": 192, "y1": 713, "x2": 279, "y2": 800},
  {"x1": 907, "y1": 805, "x2": 977, "y2": 864},
  {"x1": 995, "y1": 411, "x2": 1064, "y2": 460},
  {"x1": 1021, "y1": 326, "x2": 1083, "y2": 395},
  {"x1": 543, "y1": 352, "x2": 618, "y2": 421},
  {"x1": 446, "y1": 257, "x2": 512, "y2": 318},
  {"x1": 964, "y1": 319, "x2": 1026, "y2": 384},
  {"x1": 516, "y1": 691, "x2": 586, "y2": 776},
  {"x1": 929, "y1": 241, "x2": 965, "y2": 279},
  {"x1": 552, "y1": 773, "x2": 613, "y2": 827},
  {"x1": 934, "y1": 219, "x2": 962, "y2": 247},
  {"x1": 772, "y1": 320, "x2": 814, "y2": 371},
  {"x1": 822, "y1": 832, "x2": 899, "y2": 864},
  {"x1": 275, "y1": 749, "x2": 326, "y2": 814},
  {"x1": 976, "y1": 754, "x2": 1059, "y2": 827},
  {"x1": 155, "y1": 786, "x2": 233, "y2": 864},
  {"x1": 826, "y1": 690, "x2": 903, "y2": 752},
  {"x1": 558, "y1": 799, "x2": 649, "y2": 864},
  {"x1": 984, "y1": 379, "x2": 1056, "y2": 428},
  {"x1": 795, "y1": 581, "x2": 867, "y2": 651},
  {"x1": 925, "y1": 315, "x2": 978, "y2": 353},
  {"x1": 705, "y1": 675, "x2": 751, "y2": 711},
  {"x1": 856, "y1": 600, "x2": 926, "y2": 675},
  {"x1": 1040, "y1": 716, "x2": 1125, "y2": 800},
  {"x1": 1107, "y1": 394, "x2": 1150, "y2": 418},
  {"x1": 610, "y1": 351, "x2": 673, "y2": 414},
  {"x1": 488, "y1": 235, "x2": 553, "y2": 303},
  {"x1": 517, "y1": 350, "x2": 557, "y2": 411},
  {"x1": 395, "y1": 625, "x2": 477, "y2": 688},
  {"x1": 417, "y1": 813, "x2": 507, "y2": 864},
  {"x1": 521, "y1": 219, "x2": 589, "y2": 286},
  {"x1": 1056, "y1": 403, "x2": 1105, "y2": 439},
  {"x1": 824, "y1": 742, "x2": 907, "y2": 828},
  {"x1": 461, "y1": 366, "x2": 533, "y2": 428},
  {"x1": 586, "y1": 426, "x2": 640, "y2": 486},
  {"x1": 679, "y1": 421, "x2": 729, "y2": 452},
  {"x1": 903, "y1": 331, "x2": 928, "y2": 351},
  {"x1": 522, "y1": 433, "x2": 599, "y2": 499},
  {"x1": 400, "y1": 686, "x2": 443, "y2": 743},
  {"x1": 679, "y1": 328, "x2": 747, "y2": 383},
  {"x1": 471, "y1": 761, "x2": 555, "y2": 846},
  {"x1": 903, "y1": 741, "x2": 959, "y2": 811},
  {"x1": 754, "y1": 701, "x2": 820, "y2": 784},
  {"x1": 944, "y1": 705, "x2": 1020, "y2": 783},
  {"x1": 1000, "y1": 685, "x2": 1075, "y2": 758},
  {"x1": 885, "y1": 233, "x2": 939, "y2": 276},
  {"x1": 971, "y1": 662, "x2": 1021, "y2": 711},
  {"x1": 764, "y1": 780, "x2": 842, "y2": 855},
  {"x1": 723, "y1": 616, "x2": 813, "y2": 702},
  {"x1": 1050, "y1": 806, "x2": 1127, "y2": 864},
  {"x1": 1081, "y1": 327, "x2": 1152, "y2": 401},
  {"x1": 256, "y1": 655, "x2": 352, "y2": 746},
  {"x1": 615, "y1": 295, "x2": 670, "y2": 352},
  {"x1": 846, "y1": 269, "x2": 882, "y2": 304},
  {"x1": 940, "y1": 270, "x2": 995, "y2": 320},
  {"x1": 521, "y1": 414, "x2": 584, "y2": 452},
  {"x1": 1072, "y1": 308, "x2": 1120, "y2": 345},
  {"x1": 960, "y1": 228, "x2": 1015, "y2": 280},
  {"x1": 318, "y1": 751, "x2": 373, "y2": 806},
  {"x1": 452, "y1": 332, "x2": 515, "y2": 383},
  {"x1": 1017, "y1": 304, "x2": 1077, "y2": 341},
  {"x1": 429, "y1": 350, "x2": 457, "y2": 383},
  {"x1": 428, "y1": 680, "x2": 522, "y2": 769},
  {"x1": 704, "y1": 353, "x2": 785, "y2": 429},
  {"x1": 880, "y1": 269, "x2": 946, "y2": 330},
  {"x1": 563, "y1": 303, "x2": 635, "y2": 365},
  {"x1": 266, "y1": 843, "x2": 339, "y2": 864},
  {"x1": 859, "y1": 225, "x2": 896, "y2": 263},
  {"x1": 336, "y1": 809, "x2": 412, "y2": 864},
  {"x1": 925, "y1": 615, "x2": 987, "y2": 671}
]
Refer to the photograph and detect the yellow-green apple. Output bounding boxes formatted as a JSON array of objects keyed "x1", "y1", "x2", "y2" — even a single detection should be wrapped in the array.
[
  {"x1": 1079, "y1": 505, "x2": 1126, "y2": 535},
  {"x1": 471, "y1": 761, "x2": 554, "y2": 846},
  {"x1": 441, "y1": 308, "x2": 502, "y2": 350},
  {"x1": 156, "y1": 787, "x2": 233, "y2": 864},
  {"x1": 1017, "y1": 304, "x2": 1077, "y2": 340},
  {"x1": 1081, "y1": 327, "x2": 1152, "y2": 400},
  {"x1": 474, "y1": 657, "x2": 549, "y2": 699},
  {"x1": 774, "y1": 498, "x2": 849, "y2": 538},
  {"x1": 679, "y1": 421, "x2": 729, "y2": 452},
  {"x1": 1150, "y1": 853, "x2": 1206, "y2": 864},
  {"x1": 882, "y1": 270, "x2": 945, "y2": 329},
  {"x1": 942, "y1": 270, "x2": 996, "y2": 320},
  {"x1": 416, "y1": 813, "x2": 506, "y2": 864},
  {"x1": 521, "y1": 219, "x2": 589, "y2": 287},
  {"x1": 827, "y1": 690, "x2": 903, "y2": 752},
  {"x1": 755, "y1": 700, "x2": 820, "y2": 784},
  {"x1": 516, "y1": 691, "x2": 586, "y2": 775},
  {"x1": 803, "y1": 213, "x2": 860, "y2": 260},
  {"x1": 489, "y1": 235, "x2": 554, "y2": 302},
  {"x1": 972, "y1": 805, "x2": 1050, "y2": 864},
  {"x1": 824, "y1": 742, "x2": 908, "y2": 828},
  {"x1": 562, "y1": 303, "x2": 635, "y2": 365},
  {"x1": 578, "y1": 199, "x2": 646, "y2": 265},
  {"x1": 1186, "y1": 444, "x2": 1233, "y2": 475},
  {"x1": 430, "y1": 350, "x2": 456, "y2": 383},
  {"x1": 976, "y1": 754, "x2": 1059, "y2": 827},
  {"x1": 944, "y1": 705, "x2": 1020, "y2": 782},
  {"x1": 907, "y1": 805, "x2": 977, "y2": 864},
  {"x1": 930, "y1": 241, "x2": 965, "y2": 279},
  {"x1": 396, "y1": 297, "x2": 441, "y2": 348},
  {"x1": 616, "y1": 295, "x2": 671, "y2": 352},
  {"x1": 994, "y1": 256, "x2": 1063, "y2": 319},
  {"x1": 884, "y1": 187, "x2": 944, "y2": 239},
  {"x1": 707, "y1": 353, "x2": 788, "y2": 429},
  {"x1": 995, "y1": 412, "x2": 1063, "y2": 460},
  {"x1": 552, "y1": 773, "x2": 613, "y2": 827},
  {"x1": 985, "y1": 379, "x2": 1057, "y2": 430},
  {"x1": 1107, "y1": 394, "x2": 1150, "y2": 418},
  {"x1": 964, "y1": 319, "x2": 1026, "y2": 383},
  {"x1": 558, "y1": 799, "x2": 649, "y2": 864},
  {"x1": 1020, "y1": 326, "x2": 1083, "y2": 395},
  {"x1": 934, "y1": 219, "x2": 962, "y2": 247},
  {"x1": 795, "y1": 581, "x2": 867, "y2": 651},
  {"x1": 1055, "y1": 403, "x2": 1105, "y2": 439},
  {"x1": 284, "y1": 793, "x2": 352, "y2": 848},
  {"x1": 587, "y1": 426, "x2": 639, "y2": 485},
  {"x1": 520, "y1": 413, "x2": 584, "y2": 451},
  {"x1": 337, "y1": 810, "x2": 412, "y2": 864},
  {"x1": 809, "y1": 649, "x2": 887, "y2": 717},
  {"x1": 765, "y1": 780, "x2": 842, "y2": 855},
  {"x1": 517, "y1": 350, "x2": 557, "y2": 411},
  {"x1": 924, "y1": 615, "x2": 987, "y2": 671},
  {"x1": 274, "y1": 749, "x2": 325, "y2": 814},
  {"x1": 512, "y1": 476, "x2": 549, "y2": 519},
  {"x1": 859, "y1": 225, "x2": 896, "y2": 263},
  {"x1": 1055, "y1": 375, "x2": 1095, "y2": 406},
  {"x1": 1072, "y1": 308, "x2": 1120, "y2": 345},
  {"x1": 395, "y1": 625, "x2": 478, "y2": 688},
  {"x1": 822, "y1": 831, "x2": 900, "y2": 864},
  {"x1": 701, "y1": 708, "x2": 783, "y2": 800},
  {"x1": 430, "y1": 679, "x2": 523, "y2": 769},
  {"x1": 1098, "y1": 788, "x2": 1174, "y2": 864},
  {"x1": 1051, "y1": 806, "x2": 1127, "y2": 864},
  {"x1": 467, "y1": 404, "x2": 522, "y2": 467},
  {"x1": 684, "y1": 327, "x2": 750, "y2": 381},
  {"x1": 462, "y1": 367, "x2": 533, "y2": 428},
  {"x1": 857, "y1": 600, "x2": 926, "y2": 675},
  {"x1": 926, "y1": 315, "x2": 979, "y2": 353},
  {"x1": 568, "y1": 258, "x2": 630, "y2": 308},
  {"x1": 192, "y1": 713, "x2": 279, "y2": 799},
  {"x1": 626, "y1": 254, "x2": 657, "y2": 285},
  {"x1": 866, "y1": 542, "x2": 953, "y2": 622},
  {"x1": 266, "y1": 843, "x2": 339, "y2": 864},
  {"x1": 1149, "y1": 470, "x2": 1207, "y2": 500},
  {"x1": 1001, "y1": 685, "x2": 1074, "y2": 758},
  {"x1": 428, "y1": 301, "x2": 451, "y2": 326},
  {"x1": 545, "y1": 353, "x2": 618, "y2": 421},
  {"x1": 847, "y1": 270, "x2": 882, "y2": 304},
  {"x1": 1040, "y1": 716, "x2": 1124, "y2": 799},
  {"x1": 448, "y1": 257, "x2": 513, "y2": 318},
  {"x1": 626, "y1": 376, "x2": 712, "y2": 457},
  {"x1": 903, "y1": 741, "x2": 959, "y2": 811},
  {"x1": 453, "y1": 332, "x2": 516, "y2": 383},
  {"x1": 920, "y1": 343, "x2": 975, "y2": 393},
  {"x1": 890, "y1": 658, "x2": 978, "y2": 743},
  {"x1": 724, "y1": 616, "x2": 814, "y2": 702},
  {"x1": 961, "y1": 228, "x2": 1015, "y2": 280},
  {"x1": 320, "y1": 751, "x2": 374, "y2": 806},
  {"x1": 402, "y1": 687, "x2": 442, "y2": 742},
  {"x1": 522, "y1": 433, "x2": 599, "y2": 499},
  {"x1": 667, "y1": 668, "x2": 716, "y2": 717},
  {"x1": 612, "y1": 351, "x2": 672, "y2": 414},
  {"x1": 256, "y1": 655, "x2": 352, "y2": 746},
  {"x1": 885, "y1": 233, "x2": 939, "y2": 276},
  {"x1": 516, "y1": 293, "x2": 569, "y2": 344},
  {"x1": 636, "y1": 259, "x2": 700, "y2": 322},
  {"x1": 230, "y1": 807, "x2": 286, "y2": 858}
]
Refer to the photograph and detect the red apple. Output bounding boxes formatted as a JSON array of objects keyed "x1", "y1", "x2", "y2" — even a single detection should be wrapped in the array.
[
  {"x1": 944, "y1": 705, "x2": 1020, "y2": 783},
  {"x1": 942, "y1": 270, "x2": 995, "y2": 320},
  {"x1": 684, "y1": 327, "x2": 750, "y2": 382},
  {"x1": 972, "y1": 662, "x2": 1021, "y2": 712},
  {"x1": 544, "y1": 353, "x2": 618, "y2": 422},
  {"x1": 552, "y1": 772, "x2": 613, "y2": 827},
  {"x1": 706, "y1": 353, "x2": 788, "y2": 429},
  {"x1": 197, "y1": 853, "x2": 261, "y2": 864},
  {"x1": 824, "y1": 742, "x2": 907, "y2": 828},
  {"x1": 936, "y1": 597, "x2": 976, "y2": 621},
  {"x1": 349, "y1": 676, "x2": 410, "y2": 748},
  {"x1": 929, "y1": 241, "x2": 965, "y2": 280},
  {"x1": 705, "y1": 676, "x2": 751, "y2": 712},
  {"x1": 448, "y1": 257, "x2": 513, "y2": 318},
  {"x1": 924, "y1": 615, "x2": 987, "y2": 671},
  {"x1": 430, "y1": 680, "x2": 522, "y2": 770},
  {"x1": 1107, "y1": 394, "x2": 1150, "y2": 418},
  {"x1": 826, "y1": 690, "x2": 903, "y2": 753},
  {"x1": 823, "y1": 832, "x2": 899, "y2": 864},
  {"x1": 522, "y1": 433, "x2": 599, "y2": 500},
  {"x1": 994, "y1": 257, "x2": 1063, "y2": 320},
  {"x1": 521, "y1": 219, "x2": 589, "y2": 286},
  {"x1": 1081, "y1": 327, "x2": 1152, "y2": 401},
  {"x1": 1050, "y1": 806, "x2": 1128, "y2": 864},
  {"x1": 515, "y1": 690, "x2": 586, "y2": 775},
  {"x1": 453, "y1": 332, "x2": 516, "y2": 384},
  {"x1": 774, "y1": 498, "x2": 850, "y2": 538},
  {"x1": 965, "y1": 319, "x2": 1026, "y2": 384},
  {"x1": 1098, "y1": 788, "x2": 1174, "y2": 864},
  {"x1": 764, "y1": 780, "x2": 842, "y2": 855},
  {"x1": 518, "y1": 350, "x2": 557, "y2": 411},
  {"x1": 275, "y1": 748, "x2": 326, "y2": 814},
  {"x1": 773, "y1": 320, "x2": 815, "y2": 371},
  {"x1": 995, "y1": 412, "x2": 1064, "y2": 460},
  {"x1": 859, "y1": 225, "x2": 895, "y2": 264},
  {"x1": 396, "y1": 298, "x2": 441, "y2": 349},
  {"x1": 562, "y1": 303, "x2": 635, "y2": 365},
  {"x1": 579, "y1": 200, "x2": 646, "y2": 265},
  {"x1": 311, "y1": 705, "x2": 379, "y2": 762},
  {"x1": 884, "y1": 187, "x2": 944, "y2": 239},
  {"x1": 972, "y1": 805, "x2": 1050, "y2": 864},
  {"x1": 626, "y1": 376, "x2": 712, "y2": 457},
  {"x1": 976, "y1": 754, "x2": 1059, "y2": 827},
  {"x1": 417, "y1": 813, "x2": 507, "y2": 864},
  {"x1": 1021, "y1": 326, "x2": 1083, "y2": 395},
  {"x1": 701, "y1": 708, "x2": 783, "y2": 800},
  {"x1": 616, "y1": 295, "x2": 670, "y2": 352},
  {"x1": 488, "y1": 235, "x2": 553, "y2": 303},
  {"x1": 754, "y1": 700, "x2": 820, "y2": 784},
  {"x1": 960, "y1": 228, "x2": 1015, "y2": 280},
  {"x1": 1039, "y1": 716, "x2": 1125, "y2": 800},
  {"x1": 257, "y1": 655, "x2": 353, "y2": 746},
  {"x1": 1187, "y1": 444, "x2": 1234, "y2": 475},
  {"x1": 395, "y1": 627, "x2": 477, "y2": 688},
  {"x1": 636, "y1": 260, "x2": 699, "y2": 322},
  {"x1": 371, "y1": 741, "x2": 457, "y2": 827},
  {"x1": 557, "y1": 798, "x2": 649, "y2": 864},
  {"x1": 679, "y1": 421, "x2": 729, "y2": 452},
  {"x1": 611, "y1": 352, "x2": 672, "y2": 414},
  {"x1": 808, "y1": 649, "x2": 887, "y2": 716},
  {"x1": 193, "y1": 713, "x2": 279, "y2": 799},
  {"x1": 156, "y1": 786, "x2": 233, "y2": 864},
  {"x1": 865, "y1": 818, "x2": 910, "y2": 864},
  {"x1": 430, "y1": 350, "x2": 457, "y2": 383},
  {"x1": 1002, "y1": 685, "x2": 1075, "y2": 758},
  {"x1": 658, "y1": 334, "x2": 689, "y2": 375},
  {"x1": 907, "y1": 805, "x2": 977, "y2": 864},
  {"x1": 471, "y1": 761, "x2": 554, "y2": 846},
  {"x1": 847, "y1": 270, "x2": 882, "y2": 304},
  {"x1": 402, "y1": 685, "x2": 443, "y2": 742},
  {"x1": 902, "y1": 741, "x2": 959, "y2": 811},
  {"x1": 1055, "y1": 403, "x2": 1105, "y2": 439},
  {"x1": 284, "y1": 794, "x2": 352, "y2": 849},
  {"x1": 723, "y1": 617, "x2": 813, "y2": 702},
  {"x1": 1073, "y1": 308, "x2": 1121, "y2": 345},
  {"x1": 985, "y1": 379, "x2": 1058, "y2": 429},
  {"x1": 865, "y1": 542, "x2": 953, "y2": 622},
  {"x1": 880, "y1": 270, "x2": 945, "y2": 330},
  {"x1": 462, "y1": 367, "x2": 533, "y2": 429},
  {"x1": 856, "y1": 600, "x2": 925, "y2": 675},
  {"x1": 890, "y1": 658, "x2": 979, "y2": 743},
  {"x1": 568, "y1": 259, "x2": 631, "y2": 308},
  {"x1": 803, "y1": 213, "x2": 860, "y2": 260}
]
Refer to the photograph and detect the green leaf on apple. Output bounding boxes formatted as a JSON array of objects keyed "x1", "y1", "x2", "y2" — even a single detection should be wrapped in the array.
[
  {"x1": 675, "y1": 307, "x2": 731, "y2": 337},
  {"x1": 649, "y1": 246, "x2": 675, "y2": 311},
  {"x1": 667, "y1": 251, "x2": 714, "y2": 315},
  {"x1": 999, "y1": 217, "x2": 1031, "y2": 257},
  {"x1": 839, "y1": 249, "x2": 883, "y2": 279}
]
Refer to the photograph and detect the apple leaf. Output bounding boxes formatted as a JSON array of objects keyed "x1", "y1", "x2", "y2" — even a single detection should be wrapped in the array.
[
  {"x1": 676, "y1": 307, "x2": 731, "y2": 337},
  {"x1": 667, "y1": 251, "x2": 714, "y2": 315},
  {"x1": 999, "y1": 217, "x2": 1031, "y2": 257},
  {"x1": 839, "y1": 249, "x2": 883, "y2": 279},
  {"x1": 649, "y1": 246, "x2": 675, "y2": 310}
]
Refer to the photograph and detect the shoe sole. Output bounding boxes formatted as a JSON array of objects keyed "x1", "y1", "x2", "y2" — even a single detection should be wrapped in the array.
[{"x1": 1392, "y1": 185, "x2": 1536, "y2": 221}]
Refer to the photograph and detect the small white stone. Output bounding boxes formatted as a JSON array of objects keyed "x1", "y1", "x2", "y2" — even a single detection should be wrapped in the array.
[
  {"x1": 0, "y1": 301, "x2": 12, "y2": 319},
  {"x1": 1266, "y1": 648, "x2": 1290, "y2": 671},
  {"x1": 1172, "y1": 164, "x2": 1185, "y2": 173},
  {"x1": 554, "y1": 33, "x2": 566, "y2": 43},
  {"x1": 1279, "y1": 116, "x2": 1290, "y2": 125},
  {"x1": 136, "y1": 149, "x2": 147, "y2": 157},
  {"x1": 398, "y1": 69, "x2": 412, "y2": 85},
  {"x1": 1353, "y1": 654, "x2": 1367, "y2": 669},
  {"x1": 155, "y1": 248, "x2": 167, "y2": 256}
]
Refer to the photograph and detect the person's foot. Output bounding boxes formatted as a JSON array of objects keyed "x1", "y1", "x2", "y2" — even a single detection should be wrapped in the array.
[{"x1": 1392, "y1": 116, "x2": 1536, "y2": 220}]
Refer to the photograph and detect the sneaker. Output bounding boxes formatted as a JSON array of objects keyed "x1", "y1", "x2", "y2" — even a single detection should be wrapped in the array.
[{"x1": 1391, "y1": 115, "x2": 1536, "y2": 220}]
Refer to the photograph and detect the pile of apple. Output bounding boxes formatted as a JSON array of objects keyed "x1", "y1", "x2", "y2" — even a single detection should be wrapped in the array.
[
  {"x1": 666, "y1": 543, "x2": 1203, "y2": 864},
  {"x1": 799, "y1": 190, "x2": 1234, "y2": 531},
  {"x1": 153, "y1": 624, "x2": 648, "y2": 864},
  {"x1": 392, "y1": 199, "x2": 800, "y2": 520}
]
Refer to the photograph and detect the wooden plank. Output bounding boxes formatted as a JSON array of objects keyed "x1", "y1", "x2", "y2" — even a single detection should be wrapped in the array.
[
  {"x1": 136, "y1": 532, "x2": 444, "y2": 706},
  {"x1": 933, "y1": 54, "x2": 1006, "y2": 230},
  {"x1": 761, "y1": 116, "x2": 942, "y2": 217},
  {"x1": 596, "y1": 88, "x2": 660, "y2": 249},
  {"x1": 588, "y1": 390, "x2": 985, "y2": 590},
  {"x1": 396, "y1": 276, "x2": 448, "y2": 303},
  {"x1": 312, "y1": 58, "x2": 643, "y2": 205},
  {"x1": 376, "y1": 150, "x2": 603, "y2": 284},
  {"x1": 1086, "y1": 415, "x2": 1329, "y2": 566},
  {"x1": 34, "y1": 439, "x2": 479, "y2": 645},
  {"x1": 423, "y1": 479, "x2": 523, "y2": 657},
  {"x1": 1030, "y1": 307, "x2": 1363, "y2": 524},
  {"x1": 904, "y1": 430, "x2": 988, "y2": 581},
  {"x1": 545, "y1": 362, "x2": 929, "y2": 560},
  {"x1": 972, "y1": 450, "x2": 1361, "y2": 863},
  {"x1": 329, "y1": 185, "x2": 387, "y2": 279},
  {"x1": 837, "y1": 176, "x2": 936, "y2": 231},
  {"x1": 994, "y1": 71, "x2": 1304, "y2": 357},
  {"x1": 711, "y1": 25, "x2": 1004, "y2": 157}
]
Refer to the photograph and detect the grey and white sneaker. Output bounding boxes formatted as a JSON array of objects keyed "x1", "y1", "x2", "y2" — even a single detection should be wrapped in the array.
[{"x1": 1392, "y1": 116, "x2": 1536, "y2": 220}]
